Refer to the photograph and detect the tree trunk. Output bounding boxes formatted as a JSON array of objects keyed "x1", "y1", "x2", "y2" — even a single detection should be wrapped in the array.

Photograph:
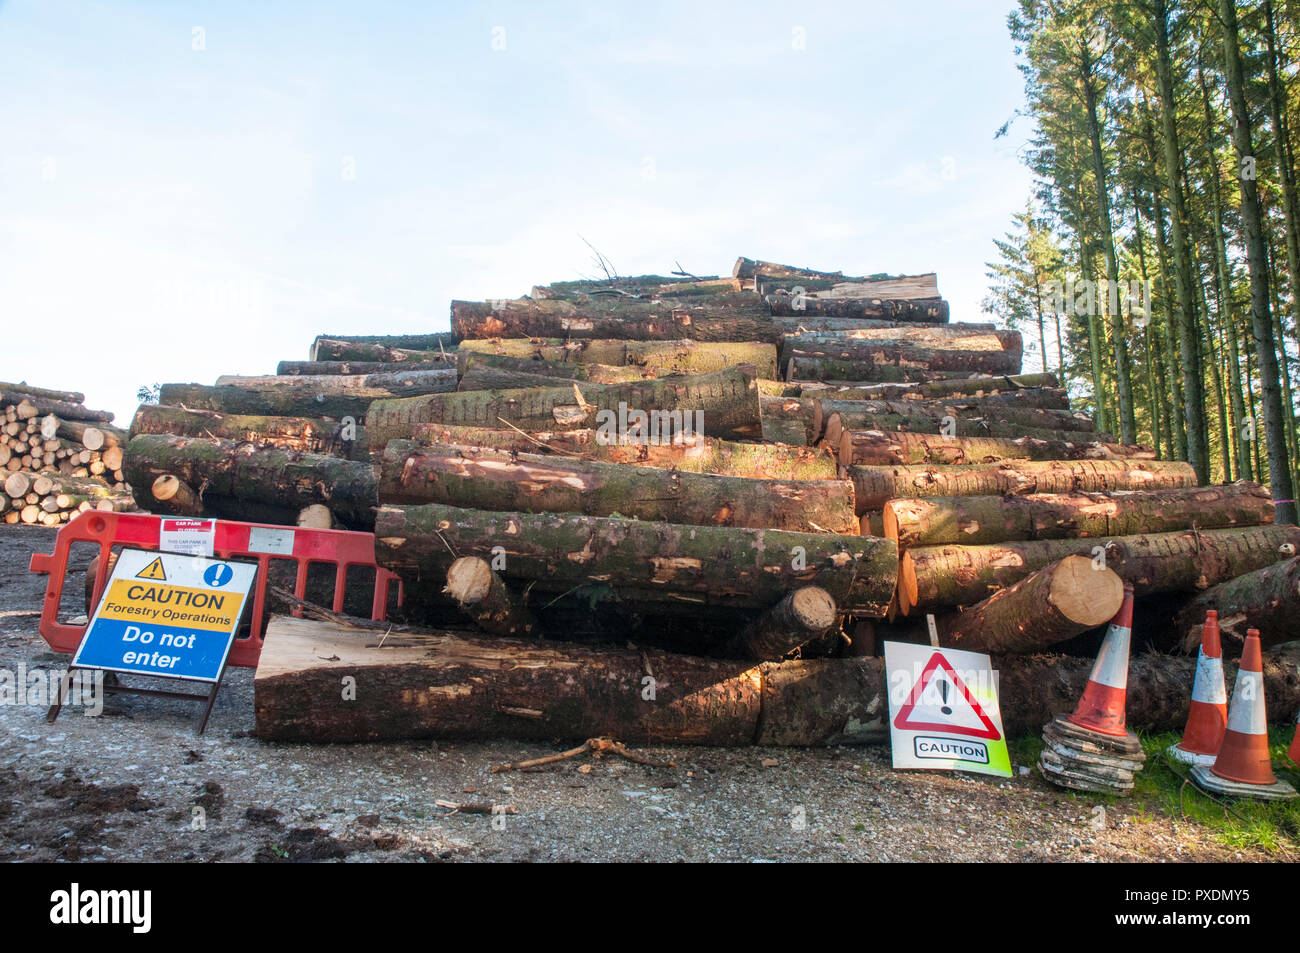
[
  {"x1": 443, "y1": 556, "x2": 538, "y2": 638},
  {"x1": 828, "y1": 414, "x2": 1107, "y2": 446},
  {"x1": 149, "y1": 473, "x2": 203, "y2": 516},
  {"x1": 252, "y1": 616, "x2": 1300, "y2": 743},
  {"x1": 794, "y1": 373, "x2": 1061, "y2": 402},
  {"x1": 1174, "y1": 556, "x2": 1300, "y2": 654},
  {"x1": 365, "y1": 367, "x2": 762, "y2": 449},
  {"x1": 130, "y1": 404, "x2": 365, "y2": 458},
  {"x1": 899, "y1": 524, "x2": 1300, "y2": 614},
  {"x1": 409, "y1": 423, "x2": 838, "y2": 480},
  {"x1": 838, "y1": 431, "x2": 1152, "y2": 467},
  {"x1": 458, "y1": 338, "x2": 779, "y2": 378},
  {"x1": 786, "y1": 342, "x2": 1021, "y2": 379},
  {"x1": 158, "y1": 377, "x2": 438, "y2": 421},
  {"x1": 1154, "y1": 0, "x2": 1210, "y2": 483},
  {"x1": 214, "y1": 368, "x2": 457, "y2": 394},
  {"x1": 277, "y1": 359, "x2": 452, "y2": 376},
  {"x1": 309, "y1": 334, "x2": 457, "y2": 362},
  {"x1": 457, "y1": 352, "x2": 649, "y2": 385},
  {"x1": 0, "y1": 389, "x2": 113, "y2": 423},
  {"x1": 1219, "y1": 0, "x2": 1297, "y2": 524},
  {"x1": 379, "y1": 442, "x2": 860, "y2": 535},
  {"x1": 937, "y1": 556, "x2": 1123, "y2": 653},
  {"x1": 123, "y1": 433, "x2": 378, "y2": 528},
  {"x1": 374, "y1": 504, "x2": 898, "y2": 615},
  {"x1": 846, "y1": 460, "x2": 1197, "y2": 513},
  {"x1": 814, "y1": 397, "x2": 1091, "y2": 444},
  {"x1": 883, "y1": 482, "x2": 1276, "y2": 548},
  {"x1": 760, "y1": 396, "x2": 818, "y2": 445},
  {"x1": 732, "y1": 587, "x2": 838, "y2": 661},
  {"x1": 765, "y1": 296, "x2": 949, "y2": 322}
]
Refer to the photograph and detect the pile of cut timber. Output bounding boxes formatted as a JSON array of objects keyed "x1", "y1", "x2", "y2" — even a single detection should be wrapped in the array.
[
  {"x1": 108, "y1": 258, "x2": 1300, "y2": 745},
  {"x1": 1, "y1": 382, "x2": 134, "y2": 525}
]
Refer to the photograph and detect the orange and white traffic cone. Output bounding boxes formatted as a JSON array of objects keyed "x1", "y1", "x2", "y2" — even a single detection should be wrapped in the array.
[
  {"x1": 1067, "y1": 583, "x2": 1134, "y2": 737},
  {"x1": 1191, "y1": 629, "x2": 1296, "y2": 800},
  {"x1": 1289, "y1": 708, "x2": 1299, "y2": 766},
  {"x1": 1168, "y1": 610, "x2": 1228, "y2": 766},
  {"x1": 1039, "y1": 584, "x2": 1145, "y2": 795}
]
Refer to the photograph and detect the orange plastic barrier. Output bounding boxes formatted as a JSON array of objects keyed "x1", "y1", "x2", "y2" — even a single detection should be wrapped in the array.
[{"x1": 28, "y1": 511, "x2": 402, "y2": 668}]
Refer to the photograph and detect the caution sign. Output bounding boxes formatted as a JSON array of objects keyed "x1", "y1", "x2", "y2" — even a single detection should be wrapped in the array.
[
  {"x1": 72, "y1": 549, "x2": 257, "y2": 682},
  {"x1": 884, "y1": 641, "x2": 1012, "y2": 778}
]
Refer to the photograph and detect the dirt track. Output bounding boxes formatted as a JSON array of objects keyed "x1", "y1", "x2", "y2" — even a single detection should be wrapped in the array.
[{"x1": 0, "y1": 526, "x2": 1277, "y2": 862}]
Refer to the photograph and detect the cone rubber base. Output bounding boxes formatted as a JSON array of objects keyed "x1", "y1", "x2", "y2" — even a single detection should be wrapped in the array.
[
  {"x1": 1190, "y1": 764, "x2": 1297, "y2": 801},
  {"x1": 1038, "y1": 716, "x2": 1143, "y2": 795},
  {"x1": 1166, "y1": 743, "x2": 1218, "y2": 767}
]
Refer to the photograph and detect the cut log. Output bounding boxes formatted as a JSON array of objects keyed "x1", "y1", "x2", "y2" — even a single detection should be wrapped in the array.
[
  {"x1": 457, "y1": 338, "x2": 779, "y2": 378},
  {"x1": 157, "y1": 380, "x2": 415, "y2": 421},
  {"x1": 379, "y1": 442, "x2": 859, "y2": 534},
  {"x1": 794, "y1": 373, "x2": 1063, "y2": 402},
  {"x1": 54, "y1": 419, "x2": 125, "y2": 451},
  {"x1": 131, "y1": 404, "x2": 365, "y2": 458},
  {"x1": 443, "y1": 556, "x2": 537, "y2": 637},
  {"x1": 766, "y1": 296, "x2": 949, "y2": 322},
  {"x1": 457, "y1": 352, "x2": 649, "y2": 385},
  {"x1": 732, "y1": 257, "x2": 850, "y2": 281},
  {"x1": 309, "y1": 334, "x2": 457, "y2": 362},
  {"x1": 374, "y1": 504, "x2": 898, "y2": 615},
  {"x1": 4, "y1": 471, "x2": 31, "y2": 498},
  {"x1": 277, "y1": 359, "x2": 453, "y2": 376},
  {"x1": 213, "y1": 368, "x2": 457, "y2": 394},
  {"x1": 0, "y1": 389, "x2": 113, "y2": 423},
  {"x1": 365, "y1": 366, "x2": 762, "y2": 448},
  {"x1": 838, "y1": 431, "x2": 1155, "y2": 467},
  {"x1": 296, "y1": 503, "x2": 335, "y2": 529},
  {"x1": 786, "y1": 338, "x2": 1021, "y2": 378},
  {"x1": 814, "y1": 397, "x2": 1091, "y2": 446},
  {"x1": 780, "y1": 325, "x2": 1020, "y2": 358},
  {"x1": 760, "y1": 396, "x2": 819, "y2": 445},
  {"x1": 734, "y1": 587, "x2": 838, "y2": 660},
  {"x1": 827, "y1": 413, "x2": 1106, "y2": 445},
  {"x1": 899, "y1": 524, "x2": 1300, "y2": 614},
  {"x1": 0, "y1": 381, "x2": 85, "y2": 403},
  {"x1": 884, "y1": 483, "x2": 1277, "y2": 548},
  {"x1": 936, "y1": 556, "x2": 1124, "y2": 653},
  {"x1": 252, "y1": 616, "x2": 1300, "y2": 743},
  {"x1": 123, "y1": 433, "x2": 378, "y2": 528},
  {"x1": 1175, "y1": 557, "x2": 1300, "y2": 654},
  {"x1": 409, "y1": 424, "x2": 838, "y2": 480},
  {"x1": 846, "y1": 460, "x2": 1199, "y2": 513},
  {"x1": 150, "y1": 474, "x2": 203, "y2": 516}
]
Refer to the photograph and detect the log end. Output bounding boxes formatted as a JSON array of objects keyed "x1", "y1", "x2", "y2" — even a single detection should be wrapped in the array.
[{"x1": 1050, "y1": 554, "x2": 1123, "y2": 627}]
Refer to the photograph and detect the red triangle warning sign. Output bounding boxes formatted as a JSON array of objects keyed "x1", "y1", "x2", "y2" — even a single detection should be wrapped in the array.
[{"x1": 893, "y1": 651, "x2": 1001, "y2": 740}]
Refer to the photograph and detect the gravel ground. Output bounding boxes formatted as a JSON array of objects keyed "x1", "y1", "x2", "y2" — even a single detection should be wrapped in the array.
[{"x1": 0, "y1": 525, "x2": 1275, "y2": 862}]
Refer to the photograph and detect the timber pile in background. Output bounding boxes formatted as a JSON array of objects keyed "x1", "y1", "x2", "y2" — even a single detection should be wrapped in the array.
[
  {"x1": 107, "y1": 256, "x2": 1300, "y2": 745},
  {"x1": 0, "y1": 382, "x2": 135, "y2": 525}
]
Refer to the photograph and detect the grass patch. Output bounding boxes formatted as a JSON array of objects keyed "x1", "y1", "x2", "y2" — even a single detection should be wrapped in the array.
[{"x1": 1012, "y1": 726, "x2": 1300, "y2": 855}]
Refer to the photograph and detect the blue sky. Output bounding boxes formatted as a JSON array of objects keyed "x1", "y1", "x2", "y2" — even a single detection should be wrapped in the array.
[{"x1": 0, "y1": 1, "x2": 1034, "y2": 422}]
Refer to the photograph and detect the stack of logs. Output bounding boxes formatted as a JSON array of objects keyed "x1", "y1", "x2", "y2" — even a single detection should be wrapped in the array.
[
  {"x1": 1, "y1": 382, "x2": 135, "y2": 525},
  {"x1": 113, "y1": 257, "x2": 1300, "y2": 745}
]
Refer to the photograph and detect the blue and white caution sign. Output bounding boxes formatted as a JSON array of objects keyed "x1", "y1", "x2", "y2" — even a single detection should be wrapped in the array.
[{"x1": 72, "y1": 549, "x2": 257, "y2": 682}]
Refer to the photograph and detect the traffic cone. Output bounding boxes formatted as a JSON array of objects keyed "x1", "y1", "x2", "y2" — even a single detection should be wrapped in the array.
[
  {"x1": 1067, "y1": 583, "x2": 1134, "y2": 737},
  {"x1": 1190, "y1": 630, "x2": 1296, "y2": 800},
  {"x1": 1289, "y1": 709, "x2": 1299, "y2": 766},
  {"x1": 1168, "y1": 610, "x2": 1228, "y2": 766},
  {"x1": 1039, "y1": 584, "x2": 1145, "y2": 795}
]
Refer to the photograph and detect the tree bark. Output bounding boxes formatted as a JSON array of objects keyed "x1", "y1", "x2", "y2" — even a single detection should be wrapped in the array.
[
  {"x1": 937, "y1": 556, "x2": 1123, "y2": 653},
  {"x1": 130, "y1": 404, "x2": 365, "y2": 458},
  {"x1": 760, "y1": 396, "x2": 818, "y2": 445},
  {"x1": 149, "y1": 473, "x2": 203, "y2": 516},
  {"x1": 457, "y1": 352, "x2": 648, "y2": 385},
  {"x1": 410, "y1": 424, "x2": 837, "y2": 480},
  {"x1": 797, "y1": 373, "x2": 1061, "y2": 402},
  {"x1": 158, "y1": 375, "x2": 445, "y2": 421},
  {"x1": 123, "y1": 433, "x2": 378, "y2": 528},
  {"x1": 214, "y1": 368, "x2": 457, "y2": 394},
  {"x1": 277, "y1": 359, "x2": 451, "y2": 376},
  {"x1": 765, "y1": 296, "x2": 949, "y2": 322},
  {"x1": 365, "y1": 367, "x2": 762, "y2": 448},
  {"x1": 781, "y1": 325, "x2": 1019, "y2": 358},
  {"x1": 0, "y1": 389, "x2": 113, "y2": 423},
  {"x1": 838, "y1": 431, "x2": 1153, "y2": 467},
  {"x1": 732, "y1": 587, "x2": 838, "y2": 660},
  {"x1": 846, "y1": 460, "x2": 1198, "y2": 513},
  {"x1": 443, "y1": 556, "x2": 537, "y2": 638},
  {"x1": 823, "y1": 412, "x2": 1102, "y2": 449},
  {"x1": 1218, "y1": 0, "x2": 1297, "y2": 524},
  {"x1": 883, "y1": 483, "x2": 1276, "y2": 548},
  {"x1": 900, "y1": 524, "x2": 1300, "y2": 614},
  {"x1": 1174, "y1": 556, "x2": 1300, "y2": 654},
  {"x1": 379, "y1": 442, "x2": 858, "y2": 534},
  {"x1": 814, "y1": 397, "x2": 1091, "y2": 445},
  {"x1": 374, "y1": 504, "x2": 898, "y2": 615},
  {"x1": 252, "y1": 616, "x2": 1300, "y2": 743},
  {"x1": 309, "y1": 334, "x2": 457, "y2": 362},
  {"x1": 457, "y1": 338, "x2": 778, "y2": 378},
  {"x1": 786, "y1": 342, "x2": 1021, "y2": 379}
]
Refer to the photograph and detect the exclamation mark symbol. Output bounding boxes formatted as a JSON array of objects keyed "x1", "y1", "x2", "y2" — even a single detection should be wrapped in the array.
[{"x1": 938, "y1": 679, "x2": 952, "y2": 716}]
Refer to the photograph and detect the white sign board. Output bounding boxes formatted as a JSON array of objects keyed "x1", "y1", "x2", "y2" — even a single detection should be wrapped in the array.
[{"x1": 884, "y1": 641, "x2": 1012, "y2": 778}]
